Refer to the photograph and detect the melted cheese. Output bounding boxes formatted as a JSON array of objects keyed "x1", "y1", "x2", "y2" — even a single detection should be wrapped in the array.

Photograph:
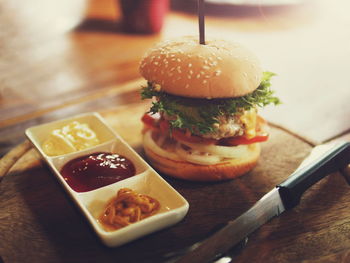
[{"x1": 240, "y1": 108, "x2": 257, "y2": 139}]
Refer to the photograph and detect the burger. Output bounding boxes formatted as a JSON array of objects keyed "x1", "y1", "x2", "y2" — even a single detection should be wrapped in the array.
[{"x1": 139, "y1": 36, "x2": 280, "y2": 181}]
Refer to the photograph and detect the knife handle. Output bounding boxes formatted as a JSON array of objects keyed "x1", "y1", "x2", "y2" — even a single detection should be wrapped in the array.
[{"x1": 278, "y1": 142, "x2": 350, "y2": 210}]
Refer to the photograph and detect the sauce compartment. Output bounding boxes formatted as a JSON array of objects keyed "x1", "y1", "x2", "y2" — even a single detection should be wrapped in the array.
[
  {"x1": 49, "y1": 138, "x2": 148, "y2": 192},
  {"x1": 25, "y1": 112, "x2": 189, "y2": 247},
  {"x1": 51, "y1": 138, "x2": 148, "y2": 174},
  {"x1": 26, "y1": 112, "x2": 116, "y2": 158},
  {"x1": 79, "y1": 170, "x2": 189, "y2": 247}
]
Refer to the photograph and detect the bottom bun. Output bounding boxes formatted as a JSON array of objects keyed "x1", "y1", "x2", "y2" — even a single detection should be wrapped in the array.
[{"x1": 142, "y1": 132, "x2": 261, "y2": 181}]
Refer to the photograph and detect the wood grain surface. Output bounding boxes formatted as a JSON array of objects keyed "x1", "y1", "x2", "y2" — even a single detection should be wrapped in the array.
[
  {"x1": 1, "y1": 0, "x2": 350, "y2": 262},
  {"x1": 1, "y1": 103, "x2": 350, "y2": 263},
  {"x1": 1, "y1": 0, "x2": 350, "y2": 144}
]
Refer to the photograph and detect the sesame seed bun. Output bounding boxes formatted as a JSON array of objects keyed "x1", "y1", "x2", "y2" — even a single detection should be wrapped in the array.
[
  {"x1": 139, "y1": 36, "x2": 263, "y2": 98},
  {"x1": 143, "y1": 131, "x2": 261, "y2": 181}
]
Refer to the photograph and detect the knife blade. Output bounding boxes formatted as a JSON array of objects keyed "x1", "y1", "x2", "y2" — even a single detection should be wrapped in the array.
[{"x1": 176, "y1": 141, "x2": 350, "y2": 263}]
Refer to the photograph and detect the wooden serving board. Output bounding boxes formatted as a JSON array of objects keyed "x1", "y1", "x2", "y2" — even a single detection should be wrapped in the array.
[{"x1": 1, "y1": 103, "x2": 350, "y2": 263}]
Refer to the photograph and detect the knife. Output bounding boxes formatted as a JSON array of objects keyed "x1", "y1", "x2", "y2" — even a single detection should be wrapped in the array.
[{"x1": 176, "y1": 141, "x2": 350, "y2": 263}]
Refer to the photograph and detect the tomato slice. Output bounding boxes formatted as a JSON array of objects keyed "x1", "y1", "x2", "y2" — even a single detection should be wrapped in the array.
[
  {"x1": 141, "y1": 114, "x2": 216, "y2": 144},
  {"x1": 141, "y1": 113, "x2": 160, "y2": 132},
  {"x1": 141, "y1": 113, "x2": 158, "y2": 126},
  {"x1": 159, "y1": 119, "x2": 170, "y2": 132},
  {"x1": 219, "y1": 134, "x2": 269, "y2": 146},
  {"x1": 171, "y1": 129, "x2": 217, "y2": 145},
  {"x1": 141, "y1": 113, "x2": 269, "y2": 146}
]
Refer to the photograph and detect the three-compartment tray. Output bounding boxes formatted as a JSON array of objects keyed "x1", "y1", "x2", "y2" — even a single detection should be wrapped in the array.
[{"x1": 25, "y1": 112, "x2": 189, "y2": 247}]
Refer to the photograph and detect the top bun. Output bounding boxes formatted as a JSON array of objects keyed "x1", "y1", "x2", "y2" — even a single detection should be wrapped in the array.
[{"x1": 139, "y1": 36, "x2": 262, "y2": 98}]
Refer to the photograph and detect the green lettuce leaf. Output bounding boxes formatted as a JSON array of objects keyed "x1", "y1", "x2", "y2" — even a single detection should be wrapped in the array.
[{"x1": 140, "y1": 71, "x2": 281, "y2": 135}]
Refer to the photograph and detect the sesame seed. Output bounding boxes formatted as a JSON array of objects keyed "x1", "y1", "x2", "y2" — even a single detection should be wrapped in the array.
[
  {"x1": 217, "y1": 57, "x2": 223, "y2": 61},
  {"x1": 196, "y1": 74, "x2": 201, "y2": 79},
  {"x1": 187, "y1": 75, "x2": 191, "y2": 79},
  {"x1": 203, "y1": 65, "x2": 210, "y2": 70},
  {"x1": 203, "y1": 80, "x2": 208, "y2": 84},
  {"x1": 185, "y1": 84, "x2": 189, "y2": 89},
  {"x1": 188, "y1": 63, "x2": 192, "y2": 67},
  {"x1": 154, "y1": 61, "x2": 159, "y2": 65},
  {"x1": 189, "y1": 70, "x2": 193, "y2": 75},
  {"x1": 214, "y1": 70, "x2": 222, "y2": 76},
  {"x1": 177, "y1": 58, "x2": 181, "y2": 62}
]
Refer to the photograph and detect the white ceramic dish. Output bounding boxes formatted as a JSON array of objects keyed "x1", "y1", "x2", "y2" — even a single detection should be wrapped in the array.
[{"x1": 25, "y1": 112, "x2": 189, "y2": 247}]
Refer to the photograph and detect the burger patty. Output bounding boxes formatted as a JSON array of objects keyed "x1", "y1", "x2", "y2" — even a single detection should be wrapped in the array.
[
  {"x1": 201, "y1": 114, "x2": 245, "y2": 140},
  {"x1": 205, "y1": 108, "x2": 258, "y2": 139},
  {"x1": 162, "y1": 107, "x2": 257, "y2": 140}
]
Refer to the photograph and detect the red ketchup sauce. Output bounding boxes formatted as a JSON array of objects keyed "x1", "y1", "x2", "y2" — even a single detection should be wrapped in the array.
[{"x1": 60, "y1": 152, "x2": 136, "y2": 192}]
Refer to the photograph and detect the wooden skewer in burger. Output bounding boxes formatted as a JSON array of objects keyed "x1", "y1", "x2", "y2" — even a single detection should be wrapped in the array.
[{"x1": 139, "y1": 1, "x2": 279, "y2": 181}]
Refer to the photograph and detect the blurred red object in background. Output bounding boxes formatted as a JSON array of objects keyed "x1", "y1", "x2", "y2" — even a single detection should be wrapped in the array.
[{"x1": 120, "y1": 0, "x2": 169, "y2": 34}]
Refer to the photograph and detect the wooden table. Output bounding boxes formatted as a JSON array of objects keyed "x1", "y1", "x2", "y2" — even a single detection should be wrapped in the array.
[{"x1": 1, "y1": 0, "x2": 350, "y2": 262}]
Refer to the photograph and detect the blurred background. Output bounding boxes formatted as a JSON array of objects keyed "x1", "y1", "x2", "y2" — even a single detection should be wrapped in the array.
[{"x1": 0, "y1": 0, "x2": 350, "y2": 154}]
